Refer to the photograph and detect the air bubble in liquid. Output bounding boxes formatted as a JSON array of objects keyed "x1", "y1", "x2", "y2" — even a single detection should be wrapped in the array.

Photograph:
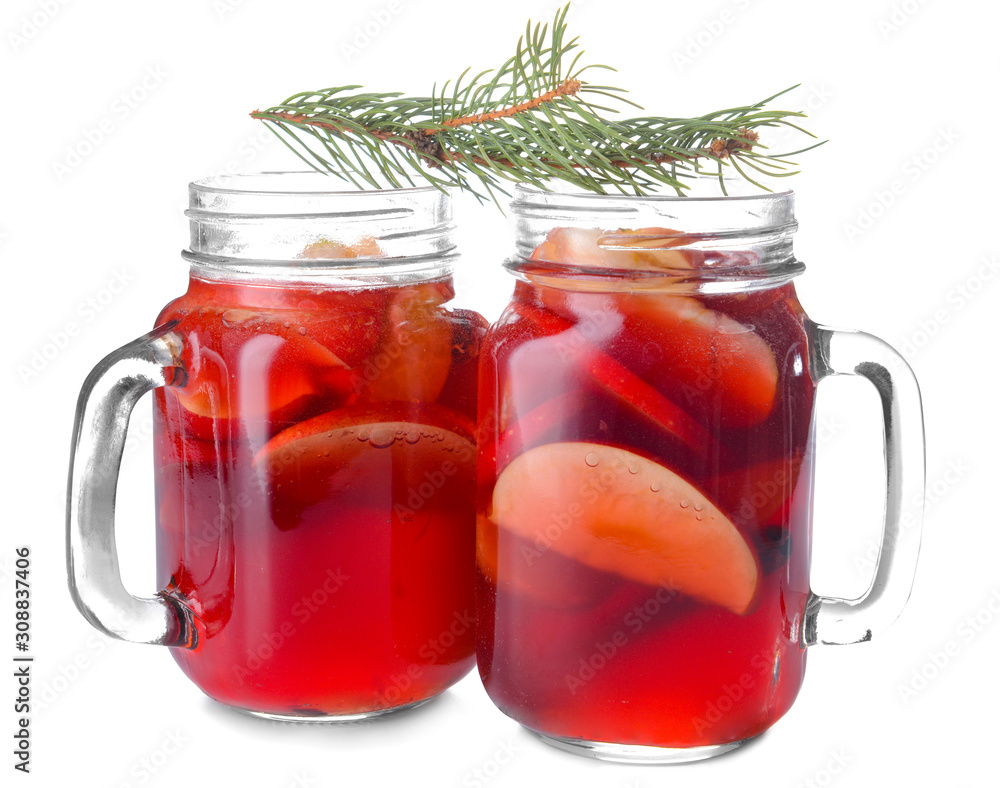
[{"x1": 368, "y1": 426, "x2": 396, "y2": 449}]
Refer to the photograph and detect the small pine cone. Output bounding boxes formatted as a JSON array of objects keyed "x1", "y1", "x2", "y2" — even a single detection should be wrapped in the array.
[{"x1": 400, "y1": 130, "x2": 446, "y2": 167}]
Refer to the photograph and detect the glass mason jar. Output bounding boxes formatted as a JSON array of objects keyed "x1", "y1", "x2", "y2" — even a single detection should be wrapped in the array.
[
  {"x1": 67, "y1": 173, "x2": 484, "y2": 720},
  {"x1": 476, "y1": 185, "x2": 924, "y2": 761}
]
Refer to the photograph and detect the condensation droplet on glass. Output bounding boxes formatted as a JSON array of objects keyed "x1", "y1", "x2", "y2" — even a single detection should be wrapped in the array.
[{"x1": 584, "y1": 452, "x2": 600, "y2": 467}]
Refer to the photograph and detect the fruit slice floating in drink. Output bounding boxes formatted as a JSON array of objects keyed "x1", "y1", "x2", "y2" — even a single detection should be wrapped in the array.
[
  {"x1": 531, "y1": 226, "x2": 700, "y2": 274},
  {"x1": 527, "y1": 226, "x2": 779, "y2": 429},
  {"x1": 299, "y1": 234, "x2": 382, "y2": 260},
  {"x1": 488, "y1": 442, "x2": 758, "y2": 615},
  {"x1": 437, "y1": 309, "x2": 490, "y2": 417},
  {"x1": 476, "y1": 513, "x2": 620, "y2": 609},
  {"x1": 357, "y1": 282, "x2": 455, "y2": 405},
  {"x1": 493, "y1": 389, "x2": 587, "y2": 474},
  {"x1": 622, "y1": 294, "x2": 779, "y2": 428},
  {"x1": 255, "y1": 401, "x2": 475, "y2": 508},
  {"x1": 155, "y1": 260, "x2": 483, "y2": 716},
  {"x1": 167, "y1": 314, "x2": 355, "y2": 440},
  {"x1": 512, "y1": 301, "x2": 720, "y2": 461},
  {"x1": 477, "y1": 223, "x2": 816, "y2": 748}
]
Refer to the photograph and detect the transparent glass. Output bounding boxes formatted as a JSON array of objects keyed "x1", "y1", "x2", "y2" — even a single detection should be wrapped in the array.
[
  {"x1": 475, "y1": 185, "x2": 925, "y2": 761},
  {"x1": 67, "y1": 173, "x2": 484, "y2": 719}
]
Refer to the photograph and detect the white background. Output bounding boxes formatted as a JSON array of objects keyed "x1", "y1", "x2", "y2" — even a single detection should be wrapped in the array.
[{"x1": 2, "y1": 0, "x2": 998, "y2": 785}]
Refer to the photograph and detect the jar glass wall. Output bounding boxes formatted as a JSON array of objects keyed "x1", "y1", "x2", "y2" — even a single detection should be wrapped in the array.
[
  {"x1": 68, "y1": 173, "x2": 485, "y2": 721},
  {"x1": 477, "y1": 186, "x2": 817, "y2": 756}
]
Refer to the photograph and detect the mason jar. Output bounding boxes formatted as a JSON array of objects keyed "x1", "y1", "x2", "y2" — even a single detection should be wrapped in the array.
[
  {"x1": 68, "y1": 173, "x2": 484, "y2": 720},
  {"x1": 475, "y1": 184, "x2": 924, "y2": 761}
]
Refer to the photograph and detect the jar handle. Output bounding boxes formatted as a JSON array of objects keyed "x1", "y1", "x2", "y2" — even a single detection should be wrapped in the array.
[
  {"x1": 66, "y1": 324, "x2": 196, "y2": 648},
  {"x1": 802, "y1": 324, "x2": 925, "y2": 646}
]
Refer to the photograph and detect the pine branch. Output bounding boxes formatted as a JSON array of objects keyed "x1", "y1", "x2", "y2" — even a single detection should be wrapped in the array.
[
  {"x1": 434, "y1": 77, "x2": 583, "y2": 131},
  {"x1": 250, "y1": 4, "x2": 823, "y2": 201}
]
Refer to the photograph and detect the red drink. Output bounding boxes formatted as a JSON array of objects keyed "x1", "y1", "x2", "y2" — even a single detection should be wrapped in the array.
[
  {"x1": 154, "y1": 270, "x2": 484, "y2": 718},
  {"x1": 477, "y1": 226, "x2": 816, "y2": 750}
]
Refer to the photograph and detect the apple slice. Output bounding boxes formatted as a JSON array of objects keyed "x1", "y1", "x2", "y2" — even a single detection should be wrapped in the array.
[
  {"x1": 356, "y1": 282, "x2": 454, "y2": 405},
  {"x1": 513, "y1": 301, "x2": 720, "y2": 461},
  {"x1": 527, "y1": 226, "x2": 778, "y2": 428},
  {"x1": 169, "y1": 315, "x2": 353, "y2": 434},
  {"x1": 254, "y1": 402, "x2": 476, "y2": 514},
  {"x1": 476, "y1": 514, "x2": 619, "y2": 609},
  {"x1": 302, "y1": 289, "x2": 394, "y2": 369},
  {"x1": 489, "y1": 442, "x2": 758, "y2": 615},
  {"x1": 531, "y1": 226, "x2": 700, "y2": 274},
  {"x1": 495, "y1": 389, "x2": 587, "y2": 473},
  {"x1": 434, "y1": 308, "x2": 489, "y2": 419},
  {"x1": 623, "y1": 294, "x2": 779, "y2": 428},
  {"x1": 299, "y1": 234, "x2": 382, "y2": 260}
]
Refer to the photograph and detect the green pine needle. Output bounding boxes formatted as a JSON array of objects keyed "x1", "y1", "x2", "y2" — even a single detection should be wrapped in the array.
[{"x1": 250, "y1": 4, "x2": 823, "y2": 203}]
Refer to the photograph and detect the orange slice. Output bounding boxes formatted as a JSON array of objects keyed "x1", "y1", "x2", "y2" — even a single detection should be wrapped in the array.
[{"x1": 489, "y1": 442, "x2": 758, "y2": 615}]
